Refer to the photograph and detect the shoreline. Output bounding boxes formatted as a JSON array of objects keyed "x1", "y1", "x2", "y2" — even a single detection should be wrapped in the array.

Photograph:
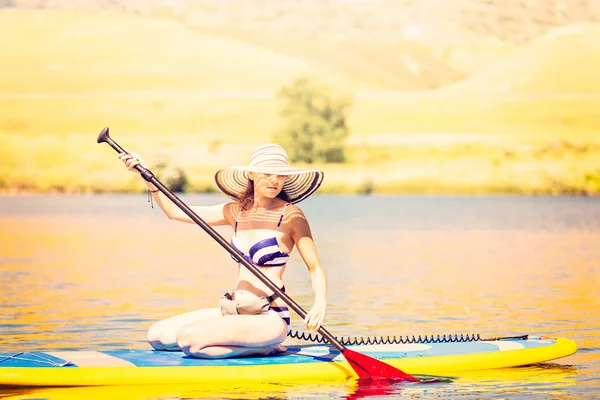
[{"x1": 2, "y1": 186, "x2": 598, "y2": 197}]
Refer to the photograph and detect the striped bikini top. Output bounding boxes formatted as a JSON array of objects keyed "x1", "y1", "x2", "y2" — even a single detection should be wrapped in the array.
[{"x1": 230, "y1": 205, "x2": 291, "y2": 267}]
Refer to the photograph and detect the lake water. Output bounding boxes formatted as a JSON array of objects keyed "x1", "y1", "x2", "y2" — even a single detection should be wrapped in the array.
[{"x1": 0, "y1": 194, "x2": 598, "y2": 399}]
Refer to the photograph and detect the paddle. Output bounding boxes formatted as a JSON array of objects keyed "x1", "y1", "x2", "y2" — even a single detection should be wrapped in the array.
[{"x1": 97, "y1": 127, "x2": 420, "y2": 382}]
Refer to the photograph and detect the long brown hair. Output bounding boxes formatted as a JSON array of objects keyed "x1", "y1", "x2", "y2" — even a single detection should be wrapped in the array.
[{"x1": 238, "y1": 178, "x2": 291, "y2": 210}]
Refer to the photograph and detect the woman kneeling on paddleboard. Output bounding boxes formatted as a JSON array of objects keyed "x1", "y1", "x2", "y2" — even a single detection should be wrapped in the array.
[{"x1": 118, "y1": 144, "x2": 328, "y2": 359}]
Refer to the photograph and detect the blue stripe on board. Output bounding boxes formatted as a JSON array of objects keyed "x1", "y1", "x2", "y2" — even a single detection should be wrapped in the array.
[
  {"x1": 103, "y1": 348, "x2": 337, "y2": 367},
  {"x1": 0, "y1": 352, "x2": 76, "y2": 368}
]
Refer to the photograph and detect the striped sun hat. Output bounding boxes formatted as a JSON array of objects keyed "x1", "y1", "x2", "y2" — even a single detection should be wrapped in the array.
[{"x1": 215, "y1": 144, "x2": 324, "y2": 204}]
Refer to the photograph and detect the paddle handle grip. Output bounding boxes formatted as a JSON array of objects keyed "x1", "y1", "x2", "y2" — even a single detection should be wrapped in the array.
[
  {"x1": 97, "y1": 127, "x2": 155, "y2": 182},
  {"x1": 96, "y1": 127, "x2": 345, "y2": 353}
]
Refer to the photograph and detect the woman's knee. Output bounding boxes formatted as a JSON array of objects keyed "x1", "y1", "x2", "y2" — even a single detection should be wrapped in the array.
[
  {"x1": 175, "y1": 319, "x2": 249, "y2": 357},
  {"x1": 147, "y1": 320, "x2": 179, "y2": 350},
  {"x1": 147, "y1": 320, "x2": 164, "y2": 342},
  {"x1": 176, "y1": 323, "x2": 209, "y2": 356}
]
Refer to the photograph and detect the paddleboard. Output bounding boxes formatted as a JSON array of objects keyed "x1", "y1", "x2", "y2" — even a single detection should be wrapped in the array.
[{"x1": 0, "y1": 336, "x2": 576, "y2": 387}]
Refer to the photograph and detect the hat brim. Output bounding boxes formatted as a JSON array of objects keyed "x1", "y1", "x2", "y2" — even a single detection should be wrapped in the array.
[{"x1": 215, "y1": 166, "x2": 324, "y2": 204}]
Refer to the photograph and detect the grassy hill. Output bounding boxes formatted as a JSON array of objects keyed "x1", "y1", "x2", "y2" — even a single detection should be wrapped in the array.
[
  {"x1": 10, "y1": 0, "x2": 600, "y2": 45},
  {"x1": 0, "y1": 9, "x2": 316, "y2": 144},
  {"x1": 442, "y1": 24, "x2": 600, "y2": 94},
  {"x1": 0, "y1": 9, "x2": 330, "y2": 93},
  {"x1": 0, "y1": 8, "x2": 463, "y2": 140}
]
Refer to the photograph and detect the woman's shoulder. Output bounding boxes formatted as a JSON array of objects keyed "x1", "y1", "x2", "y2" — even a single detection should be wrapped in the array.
[
  {"x1": 282, "y1": 203, "x2": 307, "y2": 224},
  {"x1": 222, "y1": 201, "x2": 242, "y2": 218}
]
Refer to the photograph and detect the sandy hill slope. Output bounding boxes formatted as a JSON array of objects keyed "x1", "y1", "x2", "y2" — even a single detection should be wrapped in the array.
[
  {"x1": 7, "y1": 0, "x2": 600, "y2": 91},
  {"x1": 0, "y1": 7, "x2": 464, "y2": 92},
  {"x1": 440, "y1": 24, "x2": 600, "y2": 94},
  {"x1": 0, "y1": 9, "x2": 339, "y2": 93},
  {"x1": 9, "y1": 0, "x2": 600, "y2": 44}
]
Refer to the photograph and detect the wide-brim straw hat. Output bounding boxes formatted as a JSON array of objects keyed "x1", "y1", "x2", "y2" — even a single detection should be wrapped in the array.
[{"x1": 215, "y1": 144, "x2": 324, "y2": 204}]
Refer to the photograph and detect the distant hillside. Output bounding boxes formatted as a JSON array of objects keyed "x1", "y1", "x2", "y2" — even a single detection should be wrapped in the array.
[
  {"x1": 196, "y1": 27, "x2": 465, "y2": 91},
  {"x1": 441, "y1": 24, "x2": 600, "y2": 94},
  {"x1": 0, "y1": 8, "x2": 464, "y2": 91},
  {"x1": 6, "y1": 0, "x2": 600, "y2": 90},
  {"x1": 0, "y1": 9, "x2": 331, "y2": 93},
  {"x1": 6, "y1": 0, "x2": 600, "y2": 44}
]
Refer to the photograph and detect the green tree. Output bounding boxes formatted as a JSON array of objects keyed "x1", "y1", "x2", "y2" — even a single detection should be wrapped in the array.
[
  {"x1": 274, "y1": 77, "x2": 352, "y2": 163},
  {"x1": 165, "y1": 167, "x2": 189, "y2": 193},
  {"x1": 153, "y1": 162, "x2": 189, "y2": 193}
]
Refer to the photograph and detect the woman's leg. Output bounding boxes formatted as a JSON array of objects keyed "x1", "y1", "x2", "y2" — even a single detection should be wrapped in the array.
[
  {"x1": 147, "y1": 307, "x2": 222, "y2": 351},
  {"x1": 176, "y1": 313, "x2": 288, "y2": 359}
]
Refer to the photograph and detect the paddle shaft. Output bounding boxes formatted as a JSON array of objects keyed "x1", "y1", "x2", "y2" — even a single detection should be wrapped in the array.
[{"x1": 97, "y1": 128, "x2": 347, "y2": 354}]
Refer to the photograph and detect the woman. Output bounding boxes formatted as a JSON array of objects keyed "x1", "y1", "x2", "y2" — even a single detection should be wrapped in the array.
[{"x1": 119, "y1": 144, "x2": 328, "y2": 359}]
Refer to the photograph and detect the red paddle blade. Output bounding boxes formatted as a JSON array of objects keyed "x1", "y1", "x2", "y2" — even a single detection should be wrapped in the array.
[{"x1": 343, "y1": 348, "x2": 420, "y2": 382}]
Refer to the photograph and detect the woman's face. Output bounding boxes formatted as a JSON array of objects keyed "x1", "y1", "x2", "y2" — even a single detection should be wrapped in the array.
[{"x1": 250, "y1": 173, "x2": 287, "y2": 199}]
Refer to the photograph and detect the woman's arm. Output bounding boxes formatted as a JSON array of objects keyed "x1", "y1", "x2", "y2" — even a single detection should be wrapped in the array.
[
  {"x1": 289, "y1": 208, "x2": 328, "y2": 331},
  {"x1": 118, "y1": 150, "x2": 236, "y2": 226}
]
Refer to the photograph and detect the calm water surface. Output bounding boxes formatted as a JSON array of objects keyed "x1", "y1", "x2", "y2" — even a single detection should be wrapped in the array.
[{"x1": 0, "y1": 194, "x2": 598, "y2": 399}]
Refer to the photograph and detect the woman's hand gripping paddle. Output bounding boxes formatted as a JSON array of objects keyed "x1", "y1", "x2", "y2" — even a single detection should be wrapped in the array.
[{"x1": 97, "y1": 127, "x2": 421, "y2": 382}]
